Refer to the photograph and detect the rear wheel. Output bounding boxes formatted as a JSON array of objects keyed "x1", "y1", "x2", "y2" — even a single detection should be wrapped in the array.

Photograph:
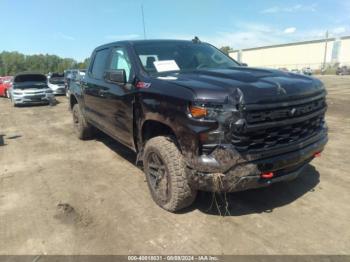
[
  {"x1": 144, "y1": 136, "x2": 197, "y2": 212},
  {"x1": 72, "y1": 104, "x2": 94, "y2": 140}
]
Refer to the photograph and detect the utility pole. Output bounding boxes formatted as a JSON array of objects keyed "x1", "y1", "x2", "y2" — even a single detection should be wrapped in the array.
[
  {"x1": 141, "y1": 4, "x2": 147, "y2": 39},
  {"x1": 322, "y1": 30, "x2": 329, "y2": 74}
]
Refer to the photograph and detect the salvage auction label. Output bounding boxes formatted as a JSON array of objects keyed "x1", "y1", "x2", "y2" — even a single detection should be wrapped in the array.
[{"x1": 128, "y1": 256, "x2": 219, "y2": 261}]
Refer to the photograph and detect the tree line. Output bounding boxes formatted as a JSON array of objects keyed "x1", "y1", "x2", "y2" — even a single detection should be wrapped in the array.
[
  {"x1": 0, "y1": 51, "x2": 90, "y2": 76},
  {"x1": 0, "y1": 46, "x2": 233, "y2": 77}
]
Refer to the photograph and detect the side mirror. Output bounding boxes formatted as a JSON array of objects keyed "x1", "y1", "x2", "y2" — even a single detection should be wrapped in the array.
[
  {"x1": 105, "y1": 69, "x2": 126, "y2": 84},
  {"x1": 240, "y1": 63, "x2": 248, "y2": 67}
]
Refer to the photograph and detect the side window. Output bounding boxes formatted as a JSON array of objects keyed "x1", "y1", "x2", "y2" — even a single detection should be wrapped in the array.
[
  {"x1": 91, "y1": 48, "x2": 109, "y2": 80},
  {"x1": 110, "y1": 47, "x2": 131, "y2": 82}
]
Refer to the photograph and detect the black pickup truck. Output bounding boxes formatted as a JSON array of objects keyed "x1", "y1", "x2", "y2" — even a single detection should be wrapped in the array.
[{"x1": 69, "y1": 39, "x2": 328, "y2": 212}]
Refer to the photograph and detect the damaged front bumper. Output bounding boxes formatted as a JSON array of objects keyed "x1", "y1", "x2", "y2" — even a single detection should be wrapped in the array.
[{"x1": 186, "y1": 132, "x2": 328, "y2": 192}]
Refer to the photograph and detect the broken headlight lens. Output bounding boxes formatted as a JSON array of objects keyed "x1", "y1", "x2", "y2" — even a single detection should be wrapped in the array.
[
  {"x1": 189, "y1": 102, "x2": 236, "y2": 121},
  {"x1": 190, "y1": 102, "x2": 241, "y2": 145}
]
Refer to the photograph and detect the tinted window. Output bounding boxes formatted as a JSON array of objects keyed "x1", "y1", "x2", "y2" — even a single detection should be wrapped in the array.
[
  {"x1": 91, "y1": 49, "x2": 109, "y2": 79},
  {"x1": 110, "y1": 47, "x2": 132, "y2": 82},
  {"x1": 51, "y1": 73, "x2": 64, "y2": 78}
]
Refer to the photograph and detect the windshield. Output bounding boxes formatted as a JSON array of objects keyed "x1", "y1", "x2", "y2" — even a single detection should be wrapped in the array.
[
  {"x1": 49, "y1": 73, "x2": 64, "y2": 84},
  {"x1": 49, "y1": 76, "x2": 65, "y2": 85},
  {"x1": 51, "y1": 73, "x2": 64, "y2": 78},
  {"x1": 134, "y1": 41, "x2": 239, "y2": 74}
]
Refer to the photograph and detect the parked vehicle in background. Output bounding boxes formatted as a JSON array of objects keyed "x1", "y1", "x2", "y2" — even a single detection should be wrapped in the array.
[
  {"x1": 336, "y1": 66, "x2": 350, "y2": 75},
  {"x1": 65, "y1": 69, "x2": 86, "y2": 97},
  {"x1": 64, "y1": 70, "x2": 72, "y2": 95},
  {"x1": 64, "y1": 69, "x2": 78, "y2": 95},
  {"x1": 9, "y1": 73, "x2": 54, "y2": 106},
  {"x1": 0, "y1": 76, "x2": 13, "y2": 98},
  {"x1": 302, "y1": 67, "x2": 313, "y2": 76},
  {"x1": 69, "y1": 39, "x2": 328, "y2": 212},
  {"x1": 48, "y1": 73, "x2": 65, "y2": 95},
  {"x1": 291, "y1": 69, "x2": 301, "y2": 74}
]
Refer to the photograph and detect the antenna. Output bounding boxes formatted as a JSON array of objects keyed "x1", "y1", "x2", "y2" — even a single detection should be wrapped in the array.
[
  {"x1": 141, "y1": 4, "x2": 147, "y2": 39},
  {"x1": 192, "y1": 36, "x2": 201, "y2": 43}
]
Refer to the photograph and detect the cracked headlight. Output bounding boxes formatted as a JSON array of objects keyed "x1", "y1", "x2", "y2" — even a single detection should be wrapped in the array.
[
  {"x1": 189, "y1": 102, "x2": 241, "y2": 145},
  {"x1": 189, "y1": 102, "x2": 237, "y2": 121}
]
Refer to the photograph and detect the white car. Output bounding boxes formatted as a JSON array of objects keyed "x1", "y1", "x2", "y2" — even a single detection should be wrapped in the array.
[
  {"x1": 47, "y1": 73, "x2": 66, "y2": 95},
  {"x1": 65, "y1": 69, "x2": 86, "y2": 97},
  {"x1": 302, "y1": 67, "x2": 313, "y2": 76},
  {"x1": 10, "y1": 73, "x2": 54, "y2": 106}
]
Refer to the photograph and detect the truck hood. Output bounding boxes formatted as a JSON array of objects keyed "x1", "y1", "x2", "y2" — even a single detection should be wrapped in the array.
[{"x1": 154, "y1": 67, "x2": 325, "y2": 104}]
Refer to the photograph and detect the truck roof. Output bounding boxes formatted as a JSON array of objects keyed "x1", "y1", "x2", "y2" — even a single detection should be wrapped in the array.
[{"x1": 94, "y1": 39, "x2": 204, "y2": 51}]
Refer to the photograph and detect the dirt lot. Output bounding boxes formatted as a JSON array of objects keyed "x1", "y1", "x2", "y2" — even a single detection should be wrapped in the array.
[{"x1": 0, "y1": 76, "x2": 349, "y2": 255}]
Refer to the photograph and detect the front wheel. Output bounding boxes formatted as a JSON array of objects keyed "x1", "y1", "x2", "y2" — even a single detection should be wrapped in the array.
[
  {"x1": 10, "y1": 96, "x2": 17, "y2": 107},
  {"x1": 72, "y1": 104, "x2": 94, "y2": 140},
  {"x1": 144, "y1": 136, "x2": 197, "y2": 212}
]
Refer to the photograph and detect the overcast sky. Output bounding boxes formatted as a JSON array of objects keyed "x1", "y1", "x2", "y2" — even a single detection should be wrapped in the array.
[{"x1": 0, "y1": 0, "x2": 349, "y2": 61}]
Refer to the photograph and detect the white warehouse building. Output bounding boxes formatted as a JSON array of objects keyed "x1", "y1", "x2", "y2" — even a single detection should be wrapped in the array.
[{"x1": 229, "y1": 36, "x2": 350, "y2": 70}]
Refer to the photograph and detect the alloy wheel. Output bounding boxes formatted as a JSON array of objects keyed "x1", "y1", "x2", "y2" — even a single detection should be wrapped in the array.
[{"x1": 147, "y1": 152, "x2": 170, "y2": 202}]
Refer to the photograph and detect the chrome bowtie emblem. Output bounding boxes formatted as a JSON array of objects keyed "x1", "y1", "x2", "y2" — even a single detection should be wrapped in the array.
[{"x1": 289, "y1": 108, "x2": 297, "y2": 116}]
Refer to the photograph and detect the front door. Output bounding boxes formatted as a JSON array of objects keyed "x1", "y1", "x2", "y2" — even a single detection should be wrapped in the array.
[{"x1": 101, "y1": 46, "x2": 135, "y2": 148}]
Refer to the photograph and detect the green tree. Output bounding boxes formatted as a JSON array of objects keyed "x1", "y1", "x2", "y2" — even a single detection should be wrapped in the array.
[
  {"x1": 78, "y1": 57, "x2": 91, "y2": 69},
  {"x1": 0, "y1": 51, "x2": 88, "y2": 76},
  {"x1": 220, "y1": 46, "x2": 232, "y2": 55}
]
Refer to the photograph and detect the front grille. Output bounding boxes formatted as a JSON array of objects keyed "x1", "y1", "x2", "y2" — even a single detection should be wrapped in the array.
[
  {"x1": 232, "y1": 97, "x2": 326, "y2": 152},
  {"x1": 246, "y1": 98, "x2": 326, "y2": 124},
  {"x1": 24, "y1": 95, "x2": 45, "y2": 99},
  {"x1": 25, "y1": 92, "x2": 45, "y2": 95}
]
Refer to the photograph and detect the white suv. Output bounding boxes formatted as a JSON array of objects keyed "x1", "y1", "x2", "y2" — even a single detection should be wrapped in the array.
[
  {"x1": 10, "y1": 73, "x2": 54, "y2": 106},
  {"x1": 47, "y1": 73, "x2": 66, "y2": 95}
]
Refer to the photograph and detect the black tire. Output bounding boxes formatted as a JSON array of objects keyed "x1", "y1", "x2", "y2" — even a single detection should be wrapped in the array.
[
  {"x1": 144, "y1": 136, "x2": 197, "y2": 212},
  {"x1": 11, "y1": 97, "x2": 17, "y2": 107},
  {"x1": 72, "y1": 104, "x2": 94, "y2": 140}
]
